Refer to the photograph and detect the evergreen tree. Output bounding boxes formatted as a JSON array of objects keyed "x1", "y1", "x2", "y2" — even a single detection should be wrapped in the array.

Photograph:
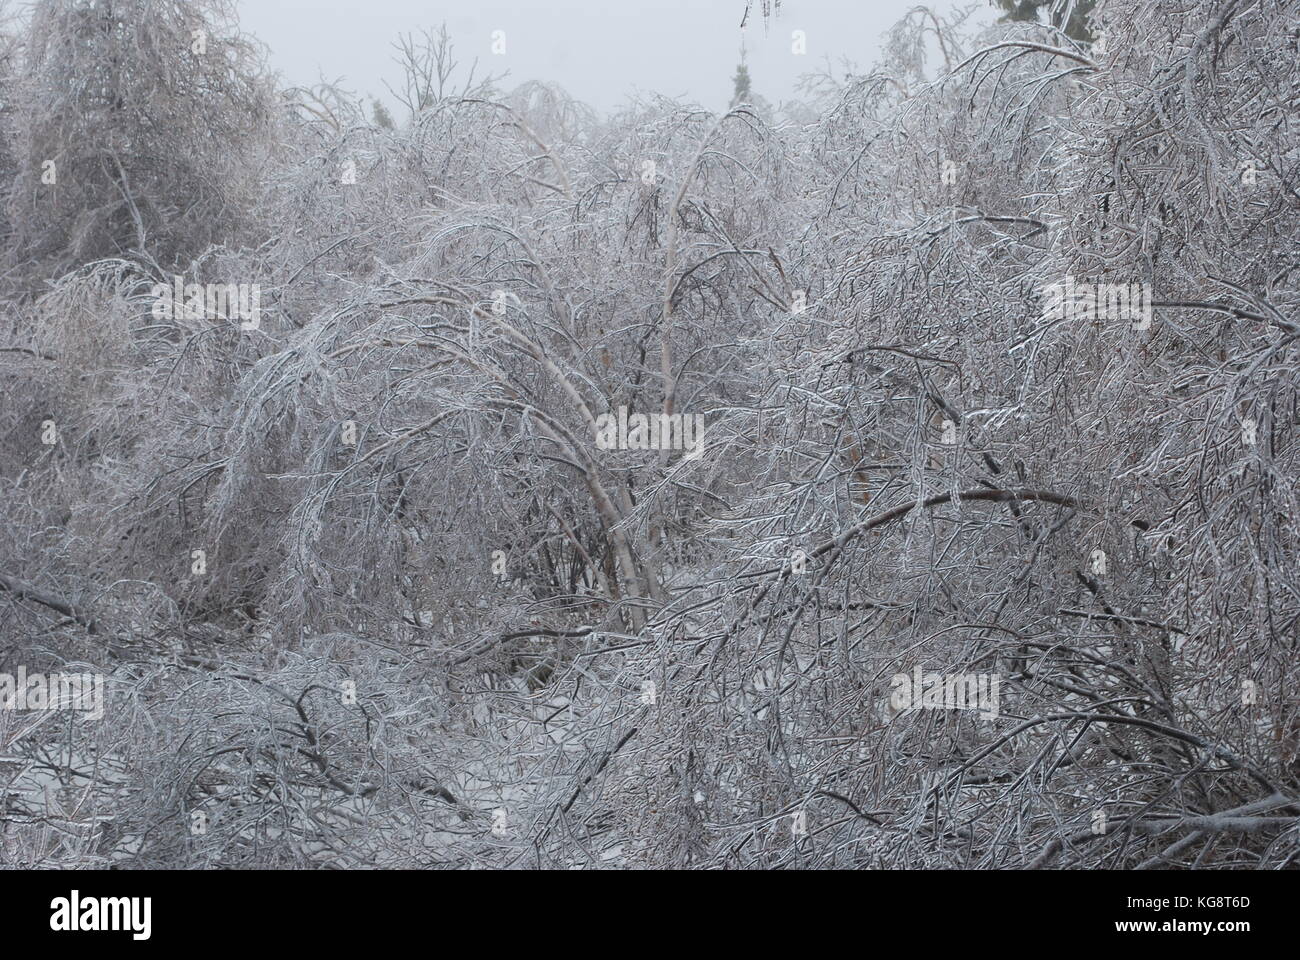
[{"x1": 730, "y1": 61, "x2": 753, "y2": 106}]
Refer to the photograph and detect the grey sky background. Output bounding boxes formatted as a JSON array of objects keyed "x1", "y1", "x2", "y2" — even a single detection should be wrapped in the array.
[{"x1": 237, "y1": 0, "x2": 993, "y2": 115}]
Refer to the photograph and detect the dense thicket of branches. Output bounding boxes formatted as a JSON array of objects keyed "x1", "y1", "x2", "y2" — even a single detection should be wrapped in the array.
[{"x1": 0, "y1": 0, "x2": 1296, "y2": 869}]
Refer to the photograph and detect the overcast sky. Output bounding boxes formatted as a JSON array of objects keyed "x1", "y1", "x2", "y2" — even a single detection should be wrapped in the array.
[{"x1": 237, "y1": 0, "x2": 992, "y2": 115}]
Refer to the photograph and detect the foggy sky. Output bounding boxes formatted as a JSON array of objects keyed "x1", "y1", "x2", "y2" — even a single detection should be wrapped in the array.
[{"x1": 237, "y1": 0, "x2": 990, "y2": 115}]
